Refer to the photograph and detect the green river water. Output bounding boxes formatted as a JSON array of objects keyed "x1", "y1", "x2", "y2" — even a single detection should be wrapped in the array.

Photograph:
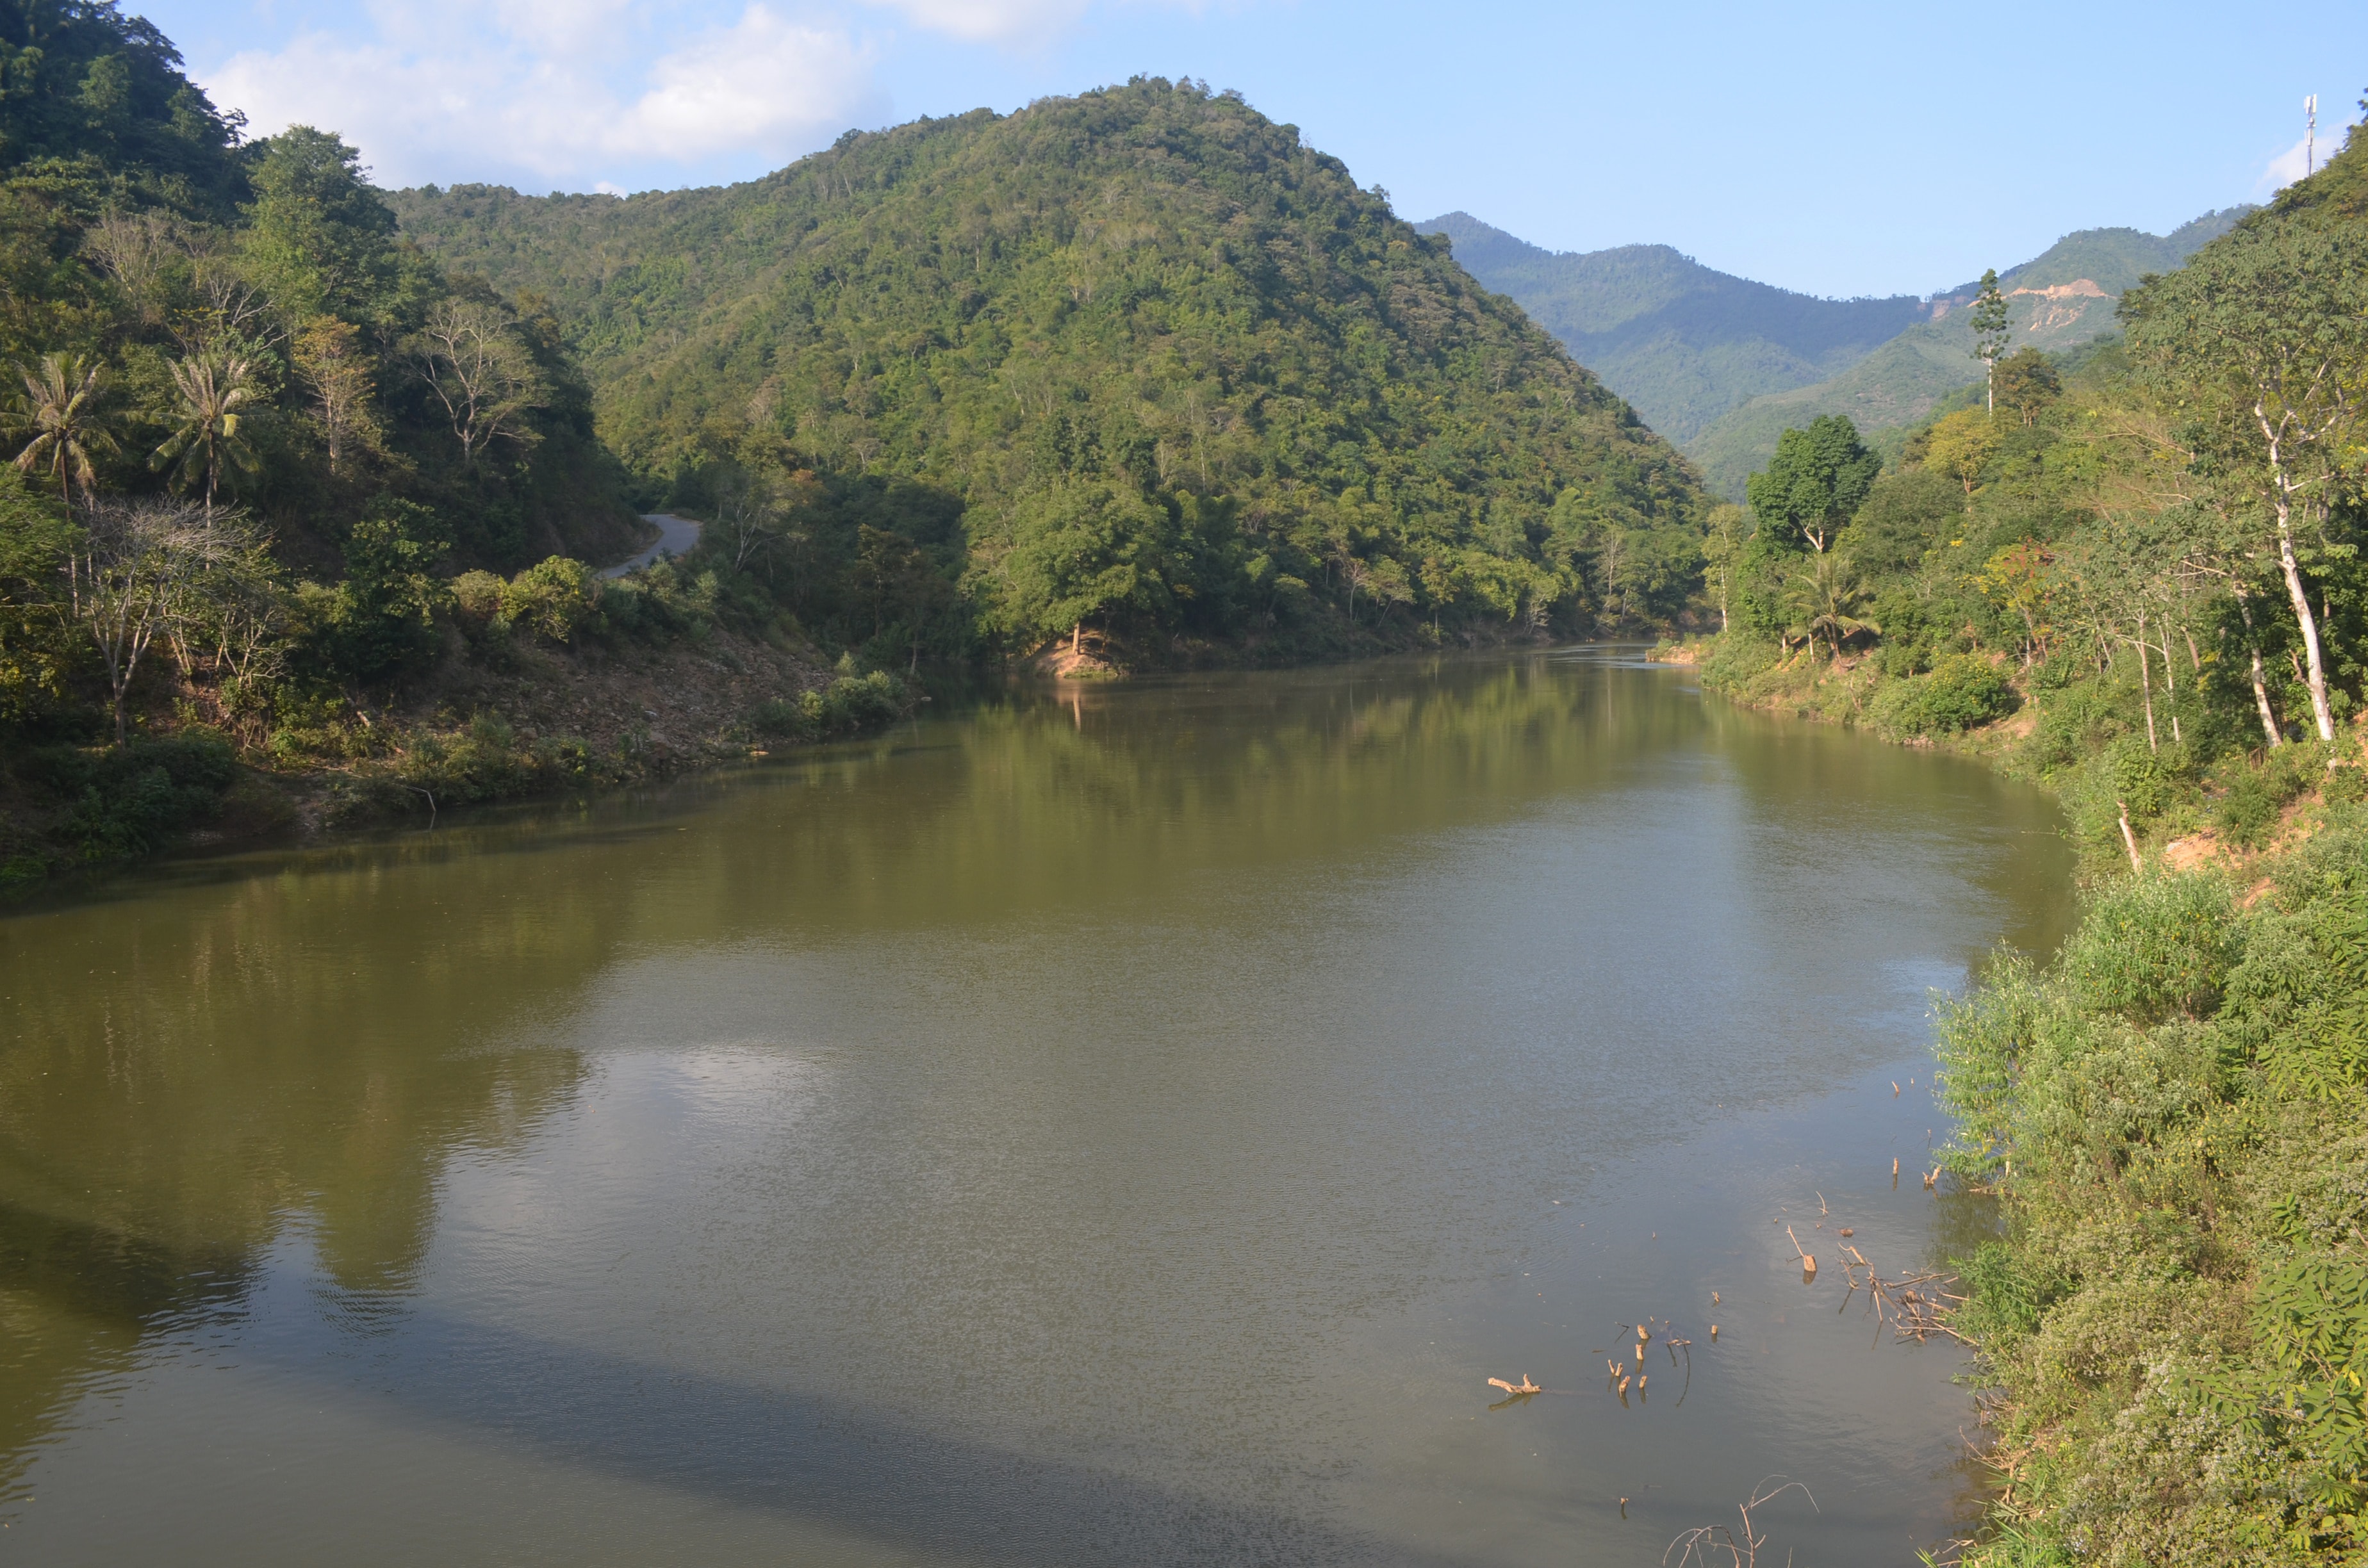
[{"x1": 0, "y1": 649, "x2": 2073, "y2": 1565}]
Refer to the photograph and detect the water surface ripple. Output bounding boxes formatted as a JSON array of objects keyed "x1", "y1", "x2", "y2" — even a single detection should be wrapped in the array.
[{"x1": 0, "y1": 651, "x2": 2073, "y2": 1564}]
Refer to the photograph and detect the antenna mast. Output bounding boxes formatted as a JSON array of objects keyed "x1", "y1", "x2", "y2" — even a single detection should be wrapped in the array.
[{"x1": 2306, "y1": 95, "x2": 2318, "y2": 176}]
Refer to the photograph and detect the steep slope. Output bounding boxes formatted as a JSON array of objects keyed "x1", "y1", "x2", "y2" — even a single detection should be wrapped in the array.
[
  {"x1": 1688, "y1": 209, "x2": 2252, "y2": 497},
  {"x1": 1415, "y1": 212, "x2": 1929, "y2": 443},
  {"x1": 390, "y1": 81, "x2": 1707, "y2": 655}
]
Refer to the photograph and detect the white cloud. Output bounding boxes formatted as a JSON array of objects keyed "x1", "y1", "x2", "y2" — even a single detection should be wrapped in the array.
[
  {"x1": 859, "y1": 0, "x2": 1216, "y2": 45},
  {"x1": 2258, "y1": 133, "x2": 2313, "y2": 194},
  {"x1": 624, "y1": 6, "x2": 874, "y2": 159},
  {"x1": 201, "y1": 1, "x2": 885, "y2": 190},
  {"x1": 860, "y1": 0, "x2": 1094, "y2": 43}
]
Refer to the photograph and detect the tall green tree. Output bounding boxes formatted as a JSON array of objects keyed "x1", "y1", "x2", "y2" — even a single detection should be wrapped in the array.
[
  {"x1": 315, "y1": 498, "x2": 448, "y2": 688},
  {"x1": 1969, "y1": 268, "x2": 2010, "y2": 418},
  {"x1": 998, "y1": 481, "x2": 1178, "y2": 648},
  {"x1": 239, "y1": 127, "x2": 403, "y2": 323},
  {"x1": 1745, "y1": 414, "x2": 1880, "y2": 555},
  {"x1": 2124, "y1": 220, "x2": 2368, "y2": 742}
]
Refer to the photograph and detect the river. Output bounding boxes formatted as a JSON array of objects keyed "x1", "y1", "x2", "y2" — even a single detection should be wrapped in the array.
[{"x1": 0, "y1": 649, "x2": 2072, "y2": 1565}]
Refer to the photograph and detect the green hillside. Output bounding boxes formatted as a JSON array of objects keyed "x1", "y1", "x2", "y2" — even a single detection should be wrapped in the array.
[
  {"x1": 1688, "y1": 209, "x2": 2251, "y2": 497},
  {"x1": 1415, "y1": 212, "x2": 1928, "y2": 443},
  {"x1": 390, "y1": 81, "x2": 1708, "y2": 657}
]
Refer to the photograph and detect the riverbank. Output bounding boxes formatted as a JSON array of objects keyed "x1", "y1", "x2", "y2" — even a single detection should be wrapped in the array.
[
  {"x1": 1671, "y1": 630, "x2": 2368, "y2": 1565},
  {"x1": 0, "y1": 583, "x2": 919, "y2": 891}
]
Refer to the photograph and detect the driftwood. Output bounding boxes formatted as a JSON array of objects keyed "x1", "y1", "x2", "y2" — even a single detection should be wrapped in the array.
[
  {"x1": 1832, "y1": 1241, "x2": 1971, "y2": 1344},
  {"x1": 1486, "y1": 1373, "x2": 1540, "y2": 1396}
]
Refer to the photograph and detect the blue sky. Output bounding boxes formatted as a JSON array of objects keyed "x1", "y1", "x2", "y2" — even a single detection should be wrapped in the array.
[{"x1": 136, "y1": 0, "x2": 2365, "y2": 299}]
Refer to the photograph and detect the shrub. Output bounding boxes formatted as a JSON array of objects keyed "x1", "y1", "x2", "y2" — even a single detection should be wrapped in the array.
[
  {"x1": 30, "y1": 735, "x2": 239, "y2": 860},
  {"x1": 2060, "y1": 870, "x2": 2239, "y2": 1024},
  {"x1": 1871, "y1": 652, "x2": 2016, "y2": 736},
  {"x1": 739, "y1": 672, "x2": 910, "y2": 742},
  {"x1": 500, "y1": 557, "x2": 599, "y2": 643},
  {"x1": 2107, "y1": 736, "x2": 2175, "y2": 820},
  {"x1": 2027, "y1": 681, "x2": 2124, "y2": 774},
  {"x1": 2217, "y1": 767, "x2": 2283, "y2": 847},
  {"x1": 450, "y1": 570, "x2": 507, "y2": 623}
]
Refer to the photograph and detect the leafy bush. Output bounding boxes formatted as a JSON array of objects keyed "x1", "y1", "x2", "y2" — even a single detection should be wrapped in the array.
[
  {"x1": 499, "y1": 557, "x2": 599, "y2": 643},
  {"x1": 308, "y1": 500, "x2": 453, "y2": 687},
  {"x1": 2217, "y1": 767, "x2": 2285, "y2": 847},
  {"x1": 2106, "y1": 736, "x2": 2177, "y2": 820},
  {"x1": 2060, "y1": 870, "x2": 2239, "y2": 1023},
  {"x1": 25, "y1": 735, "x2": 240, "y2": 860},
  {"x1": 739, "y1": 672, "x2": 910, "y2": 742},
  {"x1": 1871, "y1": 652, "x2": 2016, "y2": 736},
  {"x1": 451, "y1": 570, "x2": 507, "y2": 623},
  {"x1": 2026, "y1": 682, "x2": 2125, "y2": 774},
  {"x1": 394, "y1": 714, "x2": 611, "y2": 806}
]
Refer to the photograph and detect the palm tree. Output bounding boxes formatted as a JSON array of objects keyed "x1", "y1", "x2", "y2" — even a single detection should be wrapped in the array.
[
  {"x1": 10, "y1": 352, "x2": 117, "y2": 504},
  {"x1": 151, "y1": 353, "x2": 258, "y2": 514},
  {"x1": 1788, "y1": 553, "x2": 1880, "y2": 662}
]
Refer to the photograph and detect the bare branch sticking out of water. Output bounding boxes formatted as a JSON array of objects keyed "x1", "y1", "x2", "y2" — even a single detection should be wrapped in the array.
[
  {"x1": 1665, "y1": 1478, "x2": 1818, "y2": 1568},
  {"x1": 1832, "y1": 1242, "x2": 1971, "y2": 1345}
]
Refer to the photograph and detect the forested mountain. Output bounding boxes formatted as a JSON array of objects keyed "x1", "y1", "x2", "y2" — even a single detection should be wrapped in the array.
[
  {"x1": 0, "y1": 0, "x2": 680, "y2": 878},
  {"x1": 1687, "y1": 209, "x2": 2251, "y2": 496},
  {"x1": 1415, "y1": 212, "x2": 1930, "y2": 444},
  {"x1": 389, "y1": 82, "x2": 1709, "y2": 658},
  {"x1": 0, "y1": 3, "x2": 638, "y2": 572}
]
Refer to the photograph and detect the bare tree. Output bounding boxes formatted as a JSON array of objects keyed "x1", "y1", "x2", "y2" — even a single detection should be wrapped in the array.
[
  {"x1": 84, "y1": 208, "x2": 193, "y2": 327},
  {"x1": 64, "y1": 498, "x2": 251, "y2": 744},
  {"x1": 411, "y1": 300, "x2": 543, "y2": 464},
  {"x1": 295, "y1": 315, "x2": 379, "y2": 475}
]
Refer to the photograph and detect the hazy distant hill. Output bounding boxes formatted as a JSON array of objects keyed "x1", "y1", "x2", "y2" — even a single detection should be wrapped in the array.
[
  {"x1": 1416, "y1": 213, "x2": 1930, "y2": 443},
  {"x1": 1686, "y1": 208, "x2": 2252, "y2": 497}
]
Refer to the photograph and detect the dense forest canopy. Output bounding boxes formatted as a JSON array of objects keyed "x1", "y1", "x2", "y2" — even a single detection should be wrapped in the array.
[{"x1": 390, "y1": 80, "x2": 1710, "y2": 659}]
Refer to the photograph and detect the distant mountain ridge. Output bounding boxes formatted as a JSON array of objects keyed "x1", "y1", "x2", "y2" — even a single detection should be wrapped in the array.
[
  {"x1": 1422, "y1": 207, "x2": 2253, "y2": 499},
  {"x1": 1413, "y1": 213, "x2": 1931, "y2": 443},
  {"x1": 1686, "y1": 208, "x2": 2253, "y2": 496}
]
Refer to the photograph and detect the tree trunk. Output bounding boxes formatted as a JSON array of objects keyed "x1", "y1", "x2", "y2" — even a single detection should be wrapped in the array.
[
  {"x1": 2136, "y1": 619, "x2": 2157, "y2": 751},
  {"x1": 2257, "y1": 412, "x2": 2337, "y2": 740},
  {"x1": 2234, "y1": 587, "x2": 2282, "y2": 747},
  {"x1": 2274, "y1": 503, "x2": 2335, "y2": 740}
]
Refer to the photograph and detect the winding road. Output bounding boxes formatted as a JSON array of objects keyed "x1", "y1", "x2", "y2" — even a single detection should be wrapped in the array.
[{"x1": 600, "y1": 513, "x2": 703, "y2": 579}]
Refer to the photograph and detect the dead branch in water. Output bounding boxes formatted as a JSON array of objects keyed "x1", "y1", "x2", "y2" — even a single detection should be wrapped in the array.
[
  {"x1": 1832, "y1": 1242, "x2": 1972, "y2": 1345},
  {"x1": 1486, "y1": 1373, "x2": 1540, "y2": 1396},
  {"x1": 1665, "y1": 1477, "x2": 1818, "y2": 1567},
  {"x1": 1784, "y1": 1223, "x2": 1816, "y2": 1277}
]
